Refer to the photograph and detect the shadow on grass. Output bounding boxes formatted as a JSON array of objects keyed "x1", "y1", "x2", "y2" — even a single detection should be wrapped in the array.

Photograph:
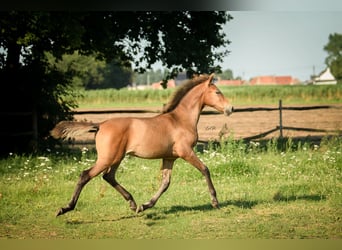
[
  {"x1": 161, "y1": 193, "x2": 326, "y2": 216},
  {"x1": 65, "y1": 214, "x2": 143, "y2": 225},
  {"x1": 64, "y1": 194, "x2": 326, "y2": 225},
  {"x1": 273, "y1": 192, "x2": 326, "y2": 202},
  {"x1": 64, "y1": 199, "x2": 260, "y2": 224},
  {"x1": 273, "y1": 184, "x2": 327, "y2": 202},
  {"x1": 163, "y1": 199, "x2": 260, "y2": 215}
]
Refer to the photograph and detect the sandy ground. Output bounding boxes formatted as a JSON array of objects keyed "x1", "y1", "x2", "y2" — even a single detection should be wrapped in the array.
[{"x1": 72, "y1": 104, "x2": 342, "y2": 143}]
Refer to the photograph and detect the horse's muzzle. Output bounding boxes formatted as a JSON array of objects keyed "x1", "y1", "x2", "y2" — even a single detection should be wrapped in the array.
[{"x1": 224, "y1": 105, "x2": 234, "y2": 116}]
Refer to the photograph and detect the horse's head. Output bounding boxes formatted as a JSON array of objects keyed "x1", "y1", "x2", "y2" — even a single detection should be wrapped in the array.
[{"x1": 203, "y1": 74, "x2": 233, "y2": 116}]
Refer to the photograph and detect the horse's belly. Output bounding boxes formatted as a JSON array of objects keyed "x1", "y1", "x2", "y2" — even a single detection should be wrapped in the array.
[{"x1": 126, "y1": 139, "x2": 174, "y2": 159}]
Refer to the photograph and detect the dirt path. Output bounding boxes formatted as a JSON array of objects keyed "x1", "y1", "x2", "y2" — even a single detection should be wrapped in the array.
[{"x1": 73, "y1": 104, "x2": 342, "y2": 142}]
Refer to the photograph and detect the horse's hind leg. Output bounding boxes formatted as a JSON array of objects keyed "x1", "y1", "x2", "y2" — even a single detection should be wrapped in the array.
[
  {"x1": 103, "y1": 164, "x2": 138, "y2": 212},
  {"x1": 56, "y1": 168, "x2": 91, "y2": 216},
  {"x1": 136, "y1": 159, "x2": 174, "y2": 213},
  {"x1": 56, "y1": 162, "x2": 109, "y2": 217}
]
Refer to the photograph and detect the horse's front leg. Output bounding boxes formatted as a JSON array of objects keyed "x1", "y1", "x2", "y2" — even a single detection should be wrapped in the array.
[
  {"x1": 181, "y1": 150, "x2": 219, "y2": 208},
  {"x1": 136, "y1": 159, "x2": 174, "y2": 213}
]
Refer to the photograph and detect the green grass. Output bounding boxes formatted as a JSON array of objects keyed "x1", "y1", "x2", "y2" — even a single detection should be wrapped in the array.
[
  {"x1": 0, "y1": 137, "x2": 341, "y2": 239},
  {"x1": 221, "y1": 84, "x2": 342, "y2": 105},
  {"x1": 76, "y1": 88, "x2": 173, "y2": 108},
  {"x1": 75, "y1": 84, "x2": 342, "y2": 108}
]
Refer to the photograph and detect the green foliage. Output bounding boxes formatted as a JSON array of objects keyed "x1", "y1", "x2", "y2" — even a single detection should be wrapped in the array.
[
  {"x1": 77, "y1": 88, "x2": 173, "y2": 108},
  {"x1": 217, "y1": 68, "x2": 234, "y2": 80},
  {"x1": 220, "y1": 84, "x2": 342, "y2": 105},
  {"x1": 324, "y1": 33, "x2": 342, "y2": 80},
  {"x1": 46, "y1": 51, "x2": 133, "y2": 89},
  {"x1": 0, "y1": 11, "x2": 230, "y2": 153},
  {"x1": 122, "y1": 11, "x2": 231, "y2": 84},
  {"x1": 133, "y1": 69, "x2": 169, "y2": 85},
  {"x1": 76, "y1": 83, "x2": 342, "y2": 108}
]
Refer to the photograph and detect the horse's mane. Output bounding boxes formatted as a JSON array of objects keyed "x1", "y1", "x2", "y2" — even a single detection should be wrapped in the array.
[{"x1": 162, "y1": 74, "x2": 211, "y2": 114}]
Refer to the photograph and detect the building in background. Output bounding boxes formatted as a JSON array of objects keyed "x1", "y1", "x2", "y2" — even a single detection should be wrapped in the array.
[
  {"x1": 249, "y1": 75, "x2": 299, "y2": 85},
  {"x1": 313, "y1": 67, "x2": 337, "y2": 85}
]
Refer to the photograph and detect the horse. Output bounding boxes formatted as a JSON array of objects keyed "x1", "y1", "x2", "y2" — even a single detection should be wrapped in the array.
[{"x1": 50, "y1": 73, "x2": 233, "y2": 217}]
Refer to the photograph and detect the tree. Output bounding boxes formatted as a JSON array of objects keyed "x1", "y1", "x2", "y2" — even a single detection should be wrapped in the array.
[
  {"x1": 0, "y1": 11, "x2": 231, "y2": 153},
  {"x1": 217, "y1": 68, "x2": 234, "y2": 80},
  {"x1": 123, "y1": 12, "x2": 231, "y2": 86},
  {"x1": 46, "y1": 51, "x2": 133, "y2": 89},
  {"x1": 133, "y1": 69, "x2": 169, "y2": 85},
  {"x1": 324, "y1": 33, "x2": 342, "y2": 81}
]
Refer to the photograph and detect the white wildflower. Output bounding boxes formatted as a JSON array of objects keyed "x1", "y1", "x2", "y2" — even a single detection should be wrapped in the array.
[{"x1": 82, "y1": 147, "x2": 89, "y2": 154}]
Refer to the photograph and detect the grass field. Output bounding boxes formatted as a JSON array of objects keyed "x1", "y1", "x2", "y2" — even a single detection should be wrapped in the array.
[
  {"x1": 0, "y1": 137, "x2": 341, "y2": 239},
  {"x1": 76, "y1": 84, "x2": 342, "y2": 108}
]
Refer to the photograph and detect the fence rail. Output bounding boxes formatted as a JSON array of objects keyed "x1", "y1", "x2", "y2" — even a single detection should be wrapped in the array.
[
  {"x1": 71, "y1": 104, "x2": 339, "y2": 115},
  {"x1": 233, "y1": 105, "x2": 336, "y2": 113},
  {"x1": 2, "y1": 101, "x2": 340, "y2": 149},
  {"x1": 71, "y1": 101, "x2": 341, "y2": 142}
]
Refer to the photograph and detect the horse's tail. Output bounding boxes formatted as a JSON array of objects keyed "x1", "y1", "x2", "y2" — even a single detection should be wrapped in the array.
[{"x1": 50, "y1": 121, "x2": 99, "y2": 140}]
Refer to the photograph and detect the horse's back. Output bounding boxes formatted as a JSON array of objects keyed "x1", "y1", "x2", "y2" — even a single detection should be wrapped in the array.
[{"x1": 96, "y1": 115, "x2": 180, "y2": 159}]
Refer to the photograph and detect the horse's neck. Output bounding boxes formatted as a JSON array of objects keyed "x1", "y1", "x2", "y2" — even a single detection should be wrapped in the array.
[{"x1": 171, "y1": 85, "x2": 204, "y2": 127}]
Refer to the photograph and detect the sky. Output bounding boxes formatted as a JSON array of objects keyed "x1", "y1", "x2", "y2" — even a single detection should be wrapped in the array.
[
  {"x1": 221, "y1": 11, "x2": 342, "y2": 81},
  {"x1": 1, "y1": 8, "x2": 341, "y2": 83}
]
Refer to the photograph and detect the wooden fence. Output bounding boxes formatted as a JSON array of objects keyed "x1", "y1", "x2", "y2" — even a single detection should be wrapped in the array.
[
  {"x1": 234, "y1": 100, "x2": 341, "y2": 141},
  {"x1": 71, "y1": 100, "x2": 341, "y2": 143},
  {"x1": 2, "y1": 100, "x2": 340, "y2": 151}
]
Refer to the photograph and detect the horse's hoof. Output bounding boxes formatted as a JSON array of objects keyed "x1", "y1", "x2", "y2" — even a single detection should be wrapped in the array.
[
  {"x1": 56, "y1": 208, "x2": 64, "y2": 217},
  {"x1": 129, "y1": 201, "x2": 137, "y2": 212},
  {"x1": 56, "y1": 206, "x2": 71, "y2": 217},
  {"x1": 212, "y1": 201, "x2": 220, "y2": 209},
  {"x1": 136, "y1": 205, "x2": 144, "y2": 214}
]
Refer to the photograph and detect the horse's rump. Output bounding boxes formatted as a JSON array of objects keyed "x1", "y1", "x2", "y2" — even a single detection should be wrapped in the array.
[{"x1": 50, "y1": 121, "x2": 99, "y2": 140}]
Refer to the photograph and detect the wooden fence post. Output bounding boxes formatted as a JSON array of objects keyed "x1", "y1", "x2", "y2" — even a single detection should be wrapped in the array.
[{"x1": 279, "y1": 99, "x2": 283, "y2": 138}]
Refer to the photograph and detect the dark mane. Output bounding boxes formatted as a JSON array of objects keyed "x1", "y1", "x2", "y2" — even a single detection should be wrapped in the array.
[{"x1": 162, "y1": 74, "x2": 211, "y2": 113}]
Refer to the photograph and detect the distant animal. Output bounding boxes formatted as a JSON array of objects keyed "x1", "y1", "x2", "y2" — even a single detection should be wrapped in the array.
[{"x1": 51, "y1": 73, "x2": 233, "y2": 217}]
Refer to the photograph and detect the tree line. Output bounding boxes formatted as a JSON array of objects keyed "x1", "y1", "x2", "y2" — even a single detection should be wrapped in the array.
[
  {"x1": 0, "y1": 11, "x2": 231, "y2": 153},
  {"x1": 0, "y1": 11, "x2": 340, "y2": 154},
  {"x1": 46, "y1": 51, "x2": 236, "y2": 88},
  {"x1": 47, "y1": 32, "x2": 342, "y2": 89}
]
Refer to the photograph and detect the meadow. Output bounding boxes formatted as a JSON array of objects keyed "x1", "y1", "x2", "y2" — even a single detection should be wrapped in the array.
[
  {"x1": 76, "y1": 84, "x2": 342, "y2": 108},
  {"x1": 0, "y1": 136, "x2": 341, "y2": 239},
  {"x1": 0, "y1": 84, "x2": 341, "y2": 239}
]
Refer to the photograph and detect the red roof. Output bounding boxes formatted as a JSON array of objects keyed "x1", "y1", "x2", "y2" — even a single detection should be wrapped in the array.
[
  {"x1": 275, "y1": 76, "x2": 293, "y2": 85},
  {"x1": 250, "y1": 75, "x2": 297, "y2": 85},
  {"x1": 217, "y1": 80, "x2": 243, "y2": 86},
  {"x1": 151, "y1": 79, "x2": 176, "y2": 89}
]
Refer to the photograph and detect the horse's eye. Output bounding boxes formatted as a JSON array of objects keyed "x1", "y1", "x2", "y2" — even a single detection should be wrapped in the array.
[{"x1": 215, "y1": 90, "x2": 222, "y2": 95}]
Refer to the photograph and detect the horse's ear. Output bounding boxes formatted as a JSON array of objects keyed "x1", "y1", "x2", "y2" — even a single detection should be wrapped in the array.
[{"x1": 207, "y1": 73, "x2": 215, "y2": 86}]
